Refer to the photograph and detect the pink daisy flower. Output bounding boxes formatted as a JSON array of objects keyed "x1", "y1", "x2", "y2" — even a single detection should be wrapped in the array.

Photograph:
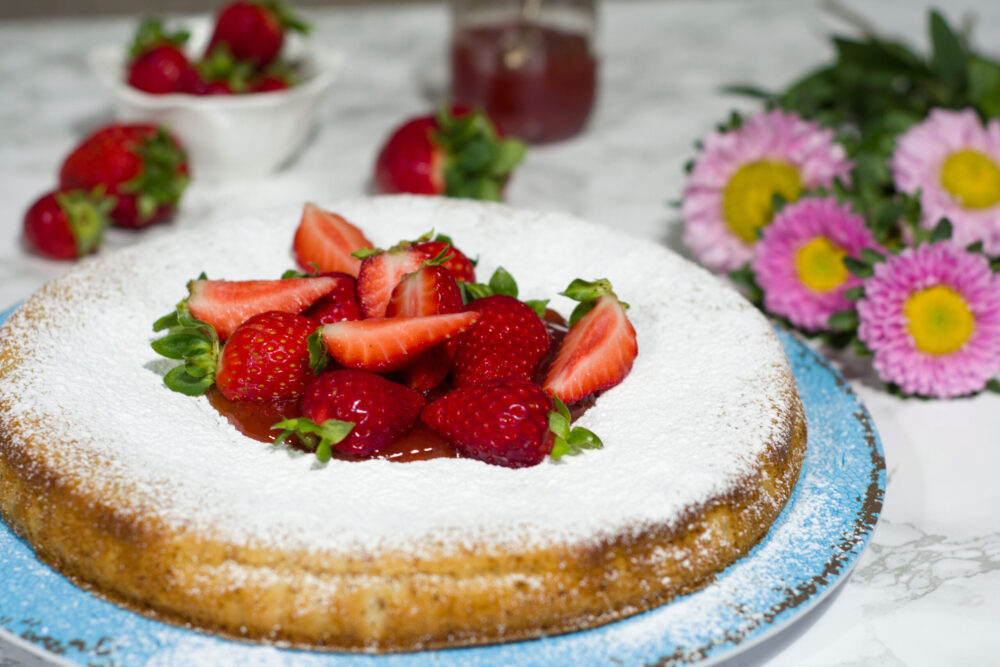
[
  {"x1": 857, "y1": 242, "x2": 1000, "y2": 398},
  {"x1": 891, "y1": 108, "x2": 1000, "y2": 253},
  {"x1": 753, "y1": 197, "x2": 882, "y2": 331},
  {"x1": 682, "y1": 109, "x2": 853, "y2": 273}
]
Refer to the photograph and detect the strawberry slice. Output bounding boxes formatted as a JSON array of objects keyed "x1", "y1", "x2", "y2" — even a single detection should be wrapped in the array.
[
  {"x1": 187, "y1": 276, "x2": 336, "y2": 340},
  {"x1": 318, "y1": 311, "x2": 479, "y2": 373},
  {"x1": 386, "y1": 265, "x2": 464, "y2": 390},
  {"x1": 542, "y1": 279, "x2": 638, "y2": 405},
  {"x1": 292, "y1": 203, "x2": 373, "y2": 277},
  {"x1": 356, "y1": 245, "x2": 427, "y2": 318}
]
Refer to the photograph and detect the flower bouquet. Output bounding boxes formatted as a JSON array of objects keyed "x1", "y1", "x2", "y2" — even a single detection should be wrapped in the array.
[{"x1": 680, "y1": 9, "x2": 1000, "y2": 398}]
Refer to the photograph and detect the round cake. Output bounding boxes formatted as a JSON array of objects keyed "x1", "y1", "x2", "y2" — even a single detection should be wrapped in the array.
[{"x1": 0, "y1": 196, "x2": 806, "y2": 652}]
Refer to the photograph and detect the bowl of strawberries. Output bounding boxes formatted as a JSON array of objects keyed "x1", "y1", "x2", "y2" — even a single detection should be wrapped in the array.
[{"x1": 88, "y1": 1, "x2": 341, "y2": 180}]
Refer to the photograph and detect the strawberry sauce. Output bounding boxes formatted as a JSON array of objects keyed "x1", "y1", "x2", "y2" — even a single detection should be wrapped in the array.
[{"x1": 207, "y1": 309, "x2": 594, "y2": 462}]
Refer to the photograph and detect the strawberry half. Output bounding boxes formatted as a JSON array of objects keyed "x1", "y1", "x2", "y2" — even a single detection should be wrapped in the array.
[
  {"x1": 215, "y1": 311, "x2": 317, "y2": 403},
  {"x1": 317, "y1": 311, "x2": 479, "y2": 373},
  {"x1": 58, "y1": 124, "x2": 189, "y2": 229},
  {"x1": 274, "y1": 369, "x2": 425, "y2": 460},
  {"x1": 451, "y1": 294, "x2": 552, "y2": 388},
  {"x1": 543, "y1": 279, "x2": 638, "y2": 405},
  {"x1": 374, "y1": 106, "x2": 526, "y2": 201},
  {"x1": 205, "y1": 0, "x2": 309, "y2": 68},
  {"x1": 186, "y1": 275, "x2": 337, "y2": 340},
  {"x1": 386, "y1": 265, "x2": 465, "y2": 391},
  {"x1": 292, "y1": 203, "x2": 374, "y2": 277},
  {"x1": 23, "y1": 189, "x2": 112, "y2": 260},
  {"x1": 355, "y1": 244, "x2": 427, "y2": 318}
]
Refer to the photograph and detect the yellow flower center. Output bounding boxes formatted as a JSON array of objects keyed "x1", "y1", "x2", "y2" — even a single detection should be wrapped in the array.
[
  {"x1": 722, "y1": 160, "x2": 803, "y2": 243},
  {"x1": 794, "y1": 237, "x2": 849, "y2": 292},
  {"x1": 939, "y1": 149, "x2": 1000, "y2": 209},
  {"x1": 904, "y1": 285, "x2": 975, "y2": 355}
]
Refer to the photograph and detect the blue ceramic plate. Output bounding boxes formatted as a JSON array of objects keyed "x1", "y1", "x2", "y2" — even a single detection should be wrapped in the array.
[{"x1": 0, "y1": 301, "x2": 884, "y2": 667}]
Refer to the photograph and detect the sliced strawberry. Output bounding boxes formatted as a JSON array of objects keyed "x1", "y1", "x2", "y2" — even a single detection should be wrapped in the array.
[
  {"x1": 413, "y1": 238, "x2": 477, "y2": 283},
  {"x1": 303, "y1": 272, "x2": 362, "y2": 324},
  {"x1": 542, "y1": 279, "x2": 638, "y2": 404},
  {"x1": 275, "y1": 370, "x2": 424, "y2": 460},
  {"x1": 187, "y1": 275, "x2": 336, "y2": 340},
  {"x1": 356, "y1": 245, "x2": 427, "y2": 318},
  {"x1": 292, "y1": 203, "x2": 373, "y2": 277},
  {"x1": 215, "y1": 311, "x2": 317, "y2": 403},
  {"x1": 318, "y1": 311, "x2": 479, "y2": 373},
  {"x1": 386, "y1": 265, "x2": 464, "y2": 391},
  {"x1": 421, "y1": 377, "x2": 554, "y2": 468},
  {"x1": 451, "y1": 294, "x2": 552, "y2": 388}
]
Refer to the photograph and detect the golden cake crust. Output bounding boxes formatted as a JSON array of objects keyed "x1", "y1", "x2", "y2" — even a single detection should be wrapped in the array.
[{"x1": 0, "y1": 197, "x2": 807, "y2": 652}]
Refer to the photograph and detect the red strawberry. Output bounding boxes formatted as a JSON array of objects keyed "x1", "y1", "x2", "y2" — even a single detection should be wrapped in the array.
[
  {"x1": 126, "y1": 18, "x2": 195, "y2": 95},
  {"x1": 58, "y1": 124, "x2": 189, "y2": 229},
  {"x1": 386, "y1": 265, "x2": 464, "y2": 391},
  {"x1": 355, "y1": 245, "x2": 427, "y2": 318},
  {"x1": 374, "y1": 106, "x2": 526, "y2": 201},
  {"x1": 421, "y1": 377, "x2": 554, "y2": 468},
  {"x1": 413, "y1": 238, "x2": 476, "y2": 283},
  {"x1": 303, "y1": 272, "x2": 362, "y2": 324},
  {"x1": 318, "y1": 311, "x2": 479, "y2": 373},
  {"x1": 186, "y1": 275, "x2": 338, "y2": 340},
  {"x1": 205, "y1": 0, "x2": 309, "y2": 68},
  {"x1": 292, "y1": 203, "x2": 373, "y2": 277},
  {"x1": 451, "y1": 295, "x2": 552, "y2": 388},
  {"x1": 543, "y1": 279, "x2": 638, "y2": 404},
  {"x1": 287, "y1": 369, "x2": 425, "y2": 459},
  {"x1": 215, "y1": 311, "x2": 317, "y2": 403},
  {"x1": 23, "y1": 190, "x2": 112, "y2": 260}
]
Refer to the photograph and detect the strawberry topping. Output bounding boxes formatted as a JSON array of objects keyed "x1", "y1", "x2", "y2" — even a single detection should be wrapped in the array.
[
  {"x1": 215, "y1": 311, "x2": 317, "y2": 403},
  {"x1": 317, "y1": 311, "x2": 479, "y2": 373},
  {"x1": 293, "y1": 203, "x2": 374, "y2": 277},
  {"x1": 543, "y1": 279, "x2": 638, "y2": 405},
  {"x1": 451, "y1": 294, "x2": 552, "y2": 388},
  {"x1": 187, "y1": 275, "x2": 337, "y2": 340},
  {"x1": 422, "y1": 377, "x2": 554, "y2": 468},
  {"x1": 355, "y1": 245, "x2": 427, "y2": 318}
]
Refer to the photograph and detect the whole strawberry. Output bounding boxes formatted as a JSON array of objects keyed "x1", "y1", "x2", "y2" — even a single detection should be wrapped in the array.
[
  {"x1": 126, "y1": 18, "x2": 196, "y2": 94},
  {"x1": 205, "y1": 0, "x2": 310, "y2": 68},
  {"x1": 214, "y1": 311, "x2": 318, "y2": 403},
  {"x1": 288, "y1": 369, "x2": 425, "y2": 459},
  {"x1": 23, "y1": 190, "x2": 112, "y2": 260},
  {"x1": 303, "y1": 272, "x2": 362, "y2": 324},
  {"x1": 451, "y1": 294, "x2": 552, "y2": 388},
  {"x1": 374, "y1": 106, "x2": 526, "y2": 201},
  {"x1": 59, "y1": 124, "x2": 189, "y2": 229},
  {"x1": 413, "y1": 237, "x2": 477, "y2": 283},
  {"x1": 422, "y1": 377, "x2": 554, "y2": 468}
]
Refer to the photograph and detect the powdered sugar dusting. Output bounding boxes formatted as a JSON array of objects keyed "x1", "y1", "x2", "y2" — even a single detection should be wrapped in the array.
[{"x1": 0, "y1": 196, "x2": 796, "y2": 557}]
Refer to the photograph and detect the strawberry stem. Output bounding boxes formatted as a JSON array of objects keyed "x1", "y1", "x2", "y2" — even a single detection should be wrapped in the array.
[
  {"x1": 548, "y1": 396, "x2": 603, "y2": 460},
  {"x1": 151, "y1": 282, "x2": 219, "y2": 396},
  {"x1": 272, "y1": 417, "x2": 353, "y2": 462}
]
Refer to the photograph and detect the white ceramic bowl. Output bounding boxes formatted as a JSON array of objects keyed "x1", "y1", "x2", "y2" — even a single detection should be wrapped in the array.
[{"x1": 89, "y1": 19, "x2": 342, "y2": 180}]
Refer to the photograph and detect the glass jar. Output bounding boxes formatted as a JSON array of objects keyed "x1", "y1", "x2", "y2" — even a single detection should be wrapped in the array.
[{"x1": 449, "y1": 0, "x2": 598, "y2": 144}]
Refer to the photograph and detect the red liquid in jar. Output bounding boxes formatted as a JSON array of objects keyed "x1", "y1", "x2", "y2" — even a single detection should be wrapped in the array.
[{"x1": 451, "y1": 22, "x2": 597, "y2": 144}]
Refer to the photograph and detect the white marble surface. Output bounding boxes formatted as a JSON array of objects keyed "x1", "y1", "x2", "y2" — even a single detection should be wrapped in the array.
[{"x1": 1, "y1": 1, "x2": 998, "y2": 665}]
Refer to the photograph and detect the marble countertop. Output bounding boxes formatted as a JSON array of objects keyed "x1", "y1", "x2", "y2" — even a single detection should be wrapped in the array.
[{"x1": 1, "y1": 1, "x2": 998, "y2": 665}]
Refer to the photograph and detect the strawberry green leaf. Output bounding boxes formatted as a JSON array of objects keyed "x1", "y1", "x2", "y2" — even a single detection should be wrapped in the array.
[
  {"x1": 488, "y1": 267, "x2": 518, "y2": 298},
  {"x1": 128, "y1": 17, "x2": 189, "y2": 59},
  {"x1": 307, "y1": 329, "x2": 329, "y2": 374},
  {"x1": 164, "y1": 365, "x2": 214, "y2": 396},
  {"x1": 525, "y1": 299, "x2": 549, "y2": 319},
  {"x1": 150, "y1": 330, "x2": 212, "y2": 359},
  {"x1": 271, "y1": 417, "x2": 354, "y2": 463}
]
